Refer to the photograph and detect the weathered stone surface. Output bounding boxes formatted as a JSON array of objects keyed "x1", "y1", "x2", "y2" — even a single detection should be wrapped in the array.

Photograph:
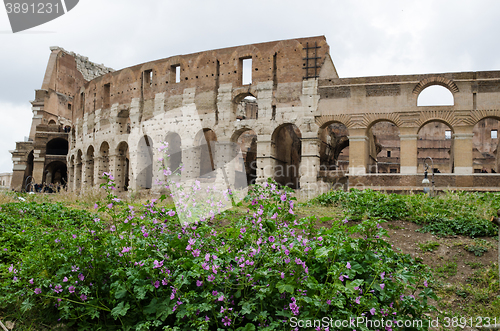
[{"x1": 10, "y1": 36, "x2": 500, "y2": 194}]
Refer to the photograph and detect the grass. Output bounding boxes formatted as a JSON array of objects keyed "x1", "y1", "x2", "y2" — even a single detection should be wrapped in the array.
[
  {"x1": 1, "y1": 188, "x2": 499, "y2": 330},
  {"x1": 419, "y1": 240, "x2": 441, "y2": 252}
]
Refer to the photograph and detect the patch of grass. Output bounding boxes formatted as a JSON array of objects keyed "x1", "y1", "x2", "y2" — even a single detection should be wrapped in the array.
[
  {"x1": 464, "y1": 261, "x2": 483, "y2": 269},
  {"x1": 419, "y1": 240, "x2": 441, "y2": 252},
  {"x1": 464, "y1": 239, "x2": 492, "y2": 257},
  {"x1": 435, "y1": 261, "x2": 458, "y2": 278},
  {"x1": 311, "y1": 189, "x2": 499, "y2": 238},
  {"x1": 387, "y1": 224, "x2": 405, "y2": 230}
]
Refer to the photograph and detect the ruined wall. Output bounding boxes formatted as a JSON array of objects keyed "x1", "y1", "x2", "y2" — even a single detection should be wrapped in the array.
[{"x1": 13, "y1": 35, "x2": 500, "y2": 195}]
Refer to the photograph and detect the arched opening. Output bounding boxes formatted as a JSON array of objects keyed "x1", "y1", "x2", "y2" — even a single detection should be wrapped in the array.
[
  {"x1": 165, "y1": 133, "x2": 182, "y2": 175},
  {"x1": 318, "y1": 122, "x2": 349, "y2": 172},
  {"x1": 472, "y1": 118, "x2": 500, "y2": 173},
  {"x1": 197, "y1": 129, "x2": 217, "y2": 178},
  {"x1": 46, "y1": 138, "x2": 68, "y2": 156},
  {"x1": 116, "y1": 142, "x2": 130, "y2": 191},
  {"x1": 23, "y1": 150, "x2": 34, "y2": 192},
  {"x1": 76, "y1": 150, "x2": 83, "y2": 192},
  {"x1": 99, "y1": 142, "x2": 110, "y2": 183},
  {"x1": 234, "y1": 93, "x2": 258, "y2": 121},
  {"x1": 417, "y1": 121, "x2": 454, "y2": 173},
  {"x1": 417, "y1": 85, "x2": 454, "y2": 106},
  {"x1": 48, "y1": 119, "x2": 57, "y2": 125},
  {"x1": 273, "y1": 124, "x2": 301, "y2": 189},
  {"x1": 137, "y1": 136, "x2": 154, "y2": 189},
  {"x1": 86, "y1": 146, "x2": 95, "y2": 187},
  {"x1": 43, "y1": 161, "x2": 67, "y2": 191},
  {"x1": 232, "y1": 129, "x2": 257, "y2": 186},
  {"x1": 368, "y1": 121, "x2": 401, "y2": 173}
]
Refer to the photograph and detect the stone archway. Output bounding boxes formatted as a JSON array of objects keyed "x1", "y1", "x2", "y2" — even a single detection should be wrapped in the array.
[
  {"x1": 43, "y1": 161, "x2": 67, "y2": 190},
  {"x1": 116, "y1": 141, "x2": 130, "y2": 191},
  {"x1": 137, "y1": 136, "x2": 154, "y2": 189},
  {"x1": 232, "y1": 128, "x2": 257, "y2": 186},
  {"x1": 417, "y1": 120, "x2": 454, "y2": 173},
  {"x1": 272, "y1": 124, "x2": 301, "y2": 189}
]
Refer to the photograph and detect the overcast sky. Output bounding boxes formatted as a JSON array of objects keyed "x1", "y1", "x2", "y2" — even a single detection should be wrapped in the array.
[{"x1": 1, "y1": 0, "x2": 499, "y2": 173}]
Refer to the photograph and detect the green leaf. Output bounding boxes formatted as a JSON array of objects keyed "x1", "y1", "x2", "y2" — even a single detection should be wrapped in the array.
[
  {"x1": 115, "y1": 288, "x2": 127, "y2": 299},
  {"x1": 144, "y1": 298, "x2": 158, "y2": 315},
  {"x1": 237, "y1": 324, "x2": 256, "y2": 331},
  {"x1": 315, "y1": 246, "x2": 333, "y2": 259},
  {"x1": 111, "y1": 301, "x2": 130, "y2": 319},
  {"x1": 276, "y1": 281, "x2": 294, "y2": 294}
]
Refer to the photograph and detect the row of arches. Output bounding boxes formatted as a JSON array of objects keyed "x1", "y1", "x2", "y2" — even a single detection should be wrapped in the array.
[
  {"x1": 319, "y1": 117, "x2": 500, "y2": 175},
  {"x1": 65, "y1": 114, "x2": 500, "y2": 192}
]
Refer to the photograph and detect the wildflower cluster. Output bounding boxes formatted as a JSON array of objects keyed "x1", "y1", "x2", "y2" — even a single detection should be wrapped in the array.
[{"x1": 0, "y1": 148, "x2": 436, "y2": 330}]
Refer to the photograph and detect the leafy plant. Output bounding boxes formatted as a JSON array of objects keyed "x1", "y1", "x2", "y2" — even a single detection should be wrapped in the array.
[
  {"x1": 0, "y1": 148, "x2": 438, "y2": 330},
  {"x1": 418, "y1": 241, "x2": 440, "y2": 252}
]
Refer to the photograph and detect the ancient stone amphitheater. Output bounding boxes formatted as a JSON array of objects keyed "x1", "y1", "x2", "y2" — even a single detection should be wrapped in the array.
[{"x1": 10, "y1": 36, "x2": 500, "y2": 196}]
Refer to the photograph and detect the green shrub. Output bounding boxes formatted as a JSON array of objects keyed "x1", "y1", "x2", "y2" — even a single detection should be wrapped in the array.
[{"x1": 0, "y1": 177, "x2": 436, "y2": 330}]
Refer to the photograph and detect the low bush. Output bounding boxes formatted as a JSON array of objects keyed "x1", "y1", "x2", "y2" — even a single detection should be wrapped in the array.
[
  {"x1": 311, "y1": 189, "x2": 499, "y2": 238},
  {"x1": 0, "y1": 177, "x2": 436, "y2": 330}
]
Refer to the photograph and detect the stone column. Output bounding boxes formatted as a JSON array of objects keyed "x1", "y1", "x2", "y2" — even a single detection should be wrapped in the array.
[
  {"x1": 399, "y1": 128, "x2": 419, "y2": 174},
  {"x1": 109, "y1": 153, "x2": 119, "y2": 189},
  {"x1": 94, "y1": 156, "x2": 102, "y2": 186},
  {"x1": 299, "y1": 132, "x2": 321, "y2": 198},
  {"x1": 348, "y1": 128, "x2": 369, "y2": 175},
  {"x1": 112, "y1": 153, "x2": 125, "y2": 191},
  {"x1": 256, "y1": 135, "x2": 274, "y2": 185},
  {"x1": 453, "y1": 127, "x2": 474, "y2": 174},
  {"x1": 75, "y1": 160, "x2": 82, "y2": 192},
  {"x1": 33, "y1": 161, "x2": 45, "y2": 185},
  {"x1": 81, "y1": 155, "x2": 88, "y2": 191},
  {"x1": 66, "y1": 163, "x2": 75, "y2": 192}
]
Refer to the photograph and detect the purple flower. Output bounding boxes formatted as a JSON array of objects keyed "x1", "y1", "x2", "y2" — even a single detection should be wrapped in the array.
[
  {"x1": 355, "y1": 296, "x2": 361, "y2": 304},
  {"x1": 222, "y1": 316, "x2": 231, "y2": 326},
  {"x1": 196, "y1": 280, "x2": 203, "y2": 287},
  {"x1": 280, "y1": 193, "x2": 287, "y2": 202},
  {"x1": 34, "y1": 288, "x2": 41, "y2": 294},
  {"x1": 207, "y1": 275, "x2": 215, "y2": 282},
  {"x1": 240, "y1": 227, "x2": 246, "y2": 234},
  {"x1": 53, "y1": 285, "x2": 63, "y2": 293},
  {"x1": 107, "y1": 203, "x2": 113, "y2": 209},
  {"x1": 424, "y1": 280, "x2": 428, "y2": 287},
  {"x1": 29, "y1": 278, "x2": 34, "y2": 284},
  {"x1": 153, "y1": 281, "x2": 160, "y2": 288},
  {"x1": 380, "y1": 271, "x2": 385, "y2": 280},
  {"x1": 346, "y1": 262, "x2": 351, "y2": 269},
  {"x1": 380, "y1": 283, "x2": 385, "y2": 290},
  {"x1": 212, "y1": 290, "x2": 218, "y2": 296},
  {"x1": 80, "y1": 294, "x2": 87, "y2": 301},
  {"x1": 94, "y1": 203, "x2": 98, "y2": 209},
  {"x1": 289, "y1": 298, "x2": 299, "y2": 316},
  {"x1": 281, "y1": 272, "x2": 285, "y2": 279},
  {"x1": 269, "y1": 236, "x2": 275, "y2": 243},
  {"x1": 143, "y1": 232, "x2": 148, "y2": 237},
  {"x1": 68, "y1": 286, "x2": 75, "y2": 294},
  {"x1": 370, "y1": 308, "x2": 376, "y2": 315},
  {"x1": 78, "y1": 273, "x2": 84, "y2": 281},
  {"x1": 218, "y1": 295, "x2": 224, "y2": 301}
]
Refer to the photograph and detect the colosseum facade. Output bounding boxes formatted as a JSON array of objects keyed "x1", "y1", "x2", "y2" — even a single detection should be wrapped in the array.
[{"x1": 10, "y1": 36, "x2": 500, "y2": 196}]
